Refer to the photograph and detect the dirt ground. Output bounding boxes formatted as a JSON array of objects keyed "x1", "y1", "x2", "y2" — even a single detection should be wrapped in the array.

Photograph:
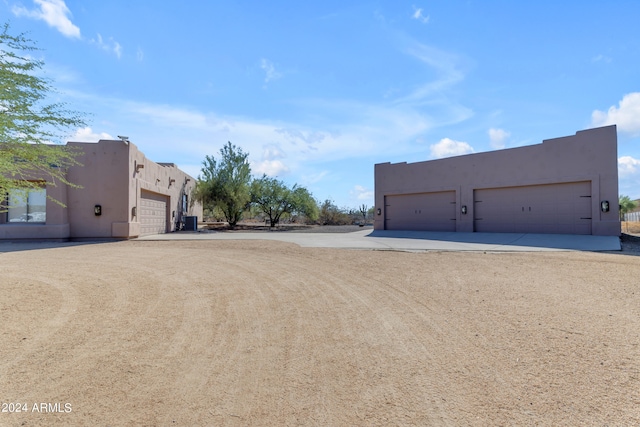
[
  {"x1": 621, "y1": 221, "x2": 640, "y2": 235},
  {"x1": 1, "y1": 239, "x2": 639, "y2": 426}
]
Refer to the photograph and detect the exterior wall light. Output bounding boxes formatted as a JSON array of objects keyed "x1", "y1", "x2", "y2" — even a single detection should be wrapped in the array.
[
  {"x1": 132, "y1": 206, "x2": 137, "y2": 217},
  {"x1": 461, "y1": 205, "x2": 468, "y2": 215},
  {"x1": 169, "y1": 178, "x2": 176, "y2": 187},
  {"x1": 94, "y1": 204, "x2": 102, "y2": 216},
  {"x1": 601, "y1": 200, "x2": 610, "y2": 212},
  {"x1": 376, "y1": 208, "x2": 382, "y2": 216}
]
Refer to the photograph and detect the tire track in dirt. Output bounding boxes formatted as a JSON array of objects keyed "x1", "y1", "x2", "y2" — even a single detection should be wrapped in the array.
[
  {"x1": 278, "y1": 254, "x2": 458, "y2": 425},
  {"x1": 263, "y1": 249, "x2": 456, "y2": 426}
]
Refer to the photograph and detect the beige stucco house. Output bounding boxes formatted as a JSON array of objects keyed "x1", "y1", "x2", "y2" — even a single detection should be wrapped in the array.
[
  {"x1": 374, "y1": 125, "x2": 620, "y2": 236},
  {"x1": 1, "y1": 139, "x2": 202, "y2": 240}
]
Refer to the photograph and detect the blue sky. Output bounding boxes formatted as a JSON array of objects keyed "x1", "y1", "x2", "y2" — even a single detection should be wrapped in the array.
[{"x1": 4, "y1": 0, "x2": 640, "y2": 207}]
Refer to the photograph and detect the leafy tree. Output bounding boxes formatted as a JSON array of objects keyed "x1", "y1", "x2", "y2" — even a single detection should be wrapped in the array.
[
  {"x1": 619, "y1": 195, "x2": 639, "y2": 218},
  {"x1": 194, "y1": 142, "x2": 251, "y2": 228},
  {"x1": 0, "y1": 22, "x2": 86, "y2": 209},
  {"x1": 292, "y1": 185, "x2": 319, "y2": 223},
  {"x1": 250, "y1": 175, "x2": 318, "y2": 227}
]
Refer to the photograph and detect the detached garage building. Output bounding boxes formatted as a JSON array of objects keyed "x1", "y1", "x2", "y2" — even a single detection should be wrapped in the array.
[
  {"x1": 1, "y1": 139, "x2": 202, "y2": 240},
  {"x1": 374, "y1": 126, "x2": 620, "y2": 236}
]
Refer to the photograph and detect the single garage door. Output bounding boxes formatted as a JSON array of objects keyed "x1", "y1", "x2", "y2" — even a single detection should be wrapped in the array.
[
  {"x1": 385, "y1": 191, "x2": 456, "y2": 231},
  {"x1": 474, "y1": 181, "x2": 592, "y2": 234},
  {"x1": 140, "y1": 190, "x2": 168, "y2": 236}
]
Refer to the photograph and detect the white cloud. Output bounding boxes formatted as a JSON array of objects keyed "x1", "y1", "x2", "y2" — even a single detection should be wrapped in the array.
[
  {"x1": 488, "y1": 127, "x2": 510, "y2": 149},
  {"x1": 262, "y1": 144, "x2": 286, "y2": 160},
  {"x1": 252, "y1": 144, "x2": 290, "y2": 176},
  {"x1": 12, "y1": 0, "x2": 81, "y2": 38},
  {"x1": 591, "y1": 54, "x2": 612, "y2": 63},
  {"x1": 395, "y1": 41, "x2": 466, "y2": 105},
  {"x1": 91, "y1": 34, "x2": 122, "y2": 59},
  {"x1": 412, "y1": 6, "x2": 430, "y2": 24},
  {"x1": 136, "y1": 47, "x2": 144, "y2": 62},
  {"x1": 351, "y1": 185, "x2": 374, "y2": 202},
  {"x1": 69, "y1": 127, "x2": 113, "y2": 142},
  {"x1": 301, "y1": 171, "x2": 329, "y2": 185},
  {"x1": 591, "y1": 92, "x2": 640, "y2": 136},
  {"x1": 430, "y1": 138, "x2": 474, "y2": 159},
  {"x1": 252, "y1": 160, "x2": 290, "y2": 177},
  {"x1": 260, "y1": 58, "x2": 282, "y2": 84},
  {"x1": 619, "y1": 156, "x2": 640, "y2": 177}
]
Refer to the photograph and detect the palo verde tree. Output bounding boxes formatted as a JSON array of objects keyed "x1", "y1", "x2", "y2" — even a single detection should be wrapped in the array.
[
  {"x1": 250, "y1": 175, "x2": 318, "y2": 227},
  {"x1": 0, "y1": 22, "x2": 86, "y2": 209},
  {"x1": 194, "y1": 142, "x2": 252, "y2": 228}
]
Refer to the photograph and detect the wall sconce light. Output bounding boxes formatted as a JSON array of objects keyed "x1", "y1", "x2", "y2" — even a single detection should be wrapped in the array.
[
  {"x1": 169, "y1": 178, "x2": 176, "y2": 186},
  {"x1": 132, "y1": 206, "x2": 137, "y2": 217},
  {"x1": 156, "y1": 178, "x2": 161, "y2": 184},
  {"x1": 185, "y1": 178, "x2": 191, "y2": 183},
  {"x1": 136, "y1": 163, "x2": 144, "y2": 173},
  {"x1": 461, "y1": 205, "x2": 468, "y2": 215},
  {"x1": 600, "y1": 200, "x2": 610, "y2": 213},
  {"x1": 376, "y1": 208, "x2": 382, "y2": 216},
  {"x1": 94, "y1": 204, "x2": 102, "y2": 216}
]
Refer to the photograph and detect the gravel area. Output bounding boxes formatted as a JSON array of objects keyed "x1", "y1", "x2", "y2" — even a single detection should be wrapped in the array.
[
  {"x1": 620, "y1": 233, "x2": 640, "y2": 254},
  {"x1": 205, "y1": 223, "x2": 374, "y2": 233}
]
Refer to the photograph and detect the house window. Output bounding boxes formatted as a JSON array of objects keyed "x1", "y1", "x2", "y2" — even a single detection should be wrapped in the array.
[
  {"x1": 182, "y1": 193, "x2": 188, "y2": 214},
  {"x1": 6, "y1": 188, "x2": 47, "y2": 223}
]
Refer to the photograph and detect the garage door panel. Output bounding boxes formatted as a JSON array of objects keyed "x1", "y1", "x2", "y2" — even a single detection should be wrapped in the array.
[
  {"x1": 140, "y1": 190, "x2": 168, "y2": 236},
  {"x1": 474, "y1": 181, "x2": 591, "y2": 234},
  {"x1": 385, "y1": 191, "x2": 456, "y2": 231}
]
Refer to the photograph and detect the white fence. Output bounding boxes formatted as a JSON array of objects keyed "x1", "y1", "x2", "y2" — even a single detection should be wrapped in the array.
[{"x1": 625, "y1": 211, "x2": 640, "y2": 222}]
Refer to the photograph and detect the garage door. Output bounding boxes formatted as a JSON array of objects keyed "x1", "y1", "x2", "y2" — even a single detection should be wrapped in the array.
[
  {"x1": 474, "y1": 181, "x2": 592, "y2": 234},
  {"x1": 385, "y1": 191, "x2": 456, "y2": 231},
  {"x1": 140, "y1": 190, "x2": 168, "y2": 236}
]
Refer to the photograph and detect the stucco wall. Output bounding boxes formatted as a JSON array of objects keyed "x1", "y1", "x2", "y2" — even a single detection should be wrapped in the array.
[
  {"x1": 1, "y1": 139, "x2": 202, "y2": 240},
  {"x1": 67, "y1": 140, "x2": 202, "y2": 238},
  {"x1": 374, "y1": 126, "x2": 620, "y2": 236},
  {"x1": 127, "y1": 142, "x2": 202, "y2": 237},
  {"x1": 66, "y1": 140, "x2": 130, "y2": 238}
]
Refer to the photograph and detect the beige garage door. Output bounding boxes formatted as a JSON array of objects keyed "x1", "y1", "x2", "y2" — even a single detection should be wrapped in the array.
[
  {"x1": 140, "y1": 190, "x2": 168, "y2": 236},
  {"x1": 385, "y1": 191, "x2": 456, "y2": 231},
  {"x1": 474, "y1": 181, "x2": 592, "y2": 234}
]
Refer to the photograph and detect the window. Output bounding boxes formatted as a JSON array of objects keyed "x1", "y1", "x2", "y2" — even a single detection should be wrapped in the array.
[{"x1": 6, "y1": 188, "x2": 46, "y2": 223}]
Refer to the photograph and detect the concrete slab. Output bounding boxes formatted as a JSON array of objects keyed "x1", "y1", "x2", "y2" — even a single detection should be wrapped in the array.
[{"x1": 135, "y1": 229, "x2": 621, "y2": 252}]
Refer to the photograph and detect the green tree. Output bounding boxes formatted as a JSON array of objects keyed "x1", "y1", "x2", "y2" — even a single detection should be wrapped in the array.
[
  {"x1": 194, "y1": 142, "x2": 251, "y2": 228},
  {"x1": 292, "y1": 185, "x2": 319, "y2": 223},
  {"x1": 250, "y1": 175, "x2": 318, "y2": 227},
  {"x1": 0, "y1": 22, "x2": 86, "y2": 209},
  {"x1": 619, "y1": 195, "x2": 638, "y2": 218}
]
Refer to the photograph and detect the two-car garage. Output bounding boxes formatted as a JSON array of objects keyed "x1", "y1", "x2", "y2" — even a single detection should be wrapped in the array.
[
  {"x1": 384, "y1": 191, "x2": 456, "y2": 231},
  {"x1": 473, "y1": 181, "x2": 592, "y2": 235}
]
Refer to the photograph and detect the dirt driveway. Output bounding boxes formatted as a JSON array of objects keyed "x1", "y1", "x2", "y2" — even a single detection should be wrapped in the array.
[{"x1": 1, "y1": 240, "x2": 639, "y2": 426}]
